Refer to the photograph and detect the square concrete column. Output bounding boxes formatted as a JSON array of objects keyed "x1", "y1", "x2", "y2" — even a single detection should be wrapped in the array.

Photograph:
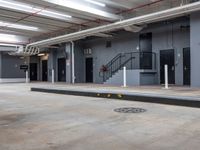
[
  {"x1": 190, "y1": 12, "x2": 200, "y2": 87},
  {"x1": 65, "y1": 43, "x2": 72, "y2": 83}
]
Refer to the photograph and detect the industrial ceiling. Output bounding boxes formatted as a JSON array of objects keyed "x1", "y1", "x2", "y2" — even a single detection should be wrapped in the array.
[{"x1": 0, "y1": 0, "x2": 194, "y2": 44}]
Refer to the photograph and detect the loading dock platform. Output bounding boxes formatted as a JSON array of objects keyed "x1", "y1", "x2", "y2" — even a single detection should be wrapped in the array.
[{"x1": 31, "y1": 83, "x2": 200, "y2": 108}]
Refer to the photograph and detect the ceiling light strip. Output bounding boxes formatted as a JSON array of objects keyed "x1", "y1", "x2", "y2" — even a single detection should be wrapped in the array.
[
  {"x1": 0, "y1": 0, "x2": 72, "y2": 21},
  {"x1": 0, "y1": 21, "x2": 39, "y2": 31},
  {"x1": 85, "y1": 0, "x2": 106, "y2": 7}
]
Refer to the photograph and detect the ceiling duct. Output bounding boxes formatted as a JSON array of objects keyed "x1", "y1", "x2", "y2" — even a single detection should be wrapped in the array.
[
  {"x1": 124, "y1": 25, "x2": 143, "y2": 33},
  {"x1": 0, "y1": 44, "x2": 20, "y2": 52},
  {"x1": 27, "y1": 1, "x2": 200, "y2": 47}
]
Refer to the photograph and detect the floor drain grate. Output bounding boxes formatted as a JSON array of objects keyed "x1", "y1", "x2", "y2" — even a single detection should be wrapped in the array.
[{"x1": 114, "y1": 107, "x2": 146, "y2": 113}]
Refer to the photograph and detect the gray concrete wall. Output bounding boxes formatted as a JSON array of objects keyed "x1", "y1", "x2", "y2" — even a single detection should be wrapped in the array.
[
  {"x1": 190, "y1": 12, "x2": 200, "y2": 87},
  {"x1": 47, "y1": 44, "x2": 70, "y2": 82},
  {"x1": 53, "y1": 48, "x2": 64, "y2": 82},
  {"x1": 82, "y1": 32, "x2": 140, "y2": 83},
  {"x1": 1, "y1": 53, "x2": 27, "y2": 78},
  {"x1": 31, "y1": 17, "x2": 190, "y2": 85},
  {"x1": 76, "y1": 17, "x2": 190, "y2": 85},
  {"x1": 104, "y1": 69, "x2": 157, "y2": 86},
  {"x1": 74, "y1": 41, "x2": 85, "y2": 83},
  {"x1": 151, "y1": 18, "x2": 190, "y2": 85},
  {"x1": 30, "y1": 45, "x2": 68, "y2": 82},
  {"x1": 105, "y1": 70, "x2": 140, "y2": 86}
]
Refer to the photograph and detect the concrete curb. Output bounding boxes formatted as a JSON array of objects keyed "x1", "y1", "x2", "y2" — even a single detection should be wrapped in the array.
[{"x1": 31, "y1": 88, "x2": 200, "y2": 108}]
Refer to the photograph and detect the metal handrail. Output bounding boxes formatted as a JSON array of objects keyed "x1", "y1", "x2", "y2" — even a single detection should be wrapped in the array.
[{"x1": 100, "y1": 51, "x2": 156, "y2": 82}]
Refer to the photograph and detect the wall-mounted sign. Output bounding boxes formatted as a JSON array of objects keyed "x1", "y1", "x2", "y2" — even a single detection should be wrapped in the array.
[
  {"x1": 20, "y1": 65, "x2": 28, "y2": 70},
  {"x1": 84, "y1": 48, "x2": 92, "y2": 55}
]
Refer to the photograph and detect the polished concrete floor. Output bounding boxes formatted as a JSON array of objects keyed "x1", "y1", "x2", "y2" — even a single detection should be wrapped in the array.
[{"x1": 0, "y1": 83, "x2": 200, "y2": 150}]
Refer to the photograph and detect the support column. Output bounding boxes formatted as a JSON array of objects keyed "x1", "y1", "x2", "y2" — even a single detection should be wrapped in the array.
[
  {"x1": 190, "y1": 12, "x2": 200, "y2": 87},
  {"x1": 48, "y1": 50, "x2": 55, "y2": 82},
  {"x1": 65, "y1": 43, "x2": 72, "y2": 83}
]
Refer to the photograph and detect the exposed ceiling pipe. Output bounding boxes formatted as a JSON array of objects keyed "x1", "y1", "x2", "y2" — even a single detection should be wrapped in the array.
[
  {"x1": 31, "y1": 0, "x2": 163, "y2": 40},
  {"x1": 124, "y1": 25, "x2": 143, "y2": 33},
  {"x1": 0, "y1": 44, "x2": 23, "y2": 54},
  {"x1": 0, "y1": 41, "x2": 28, "y2": 45},
  {"x1": 95, "y1": 33, "x2": 113, "y2": 38},
  {"x1": 28, "y1": 1, "x2": 200, "y2": 47}
]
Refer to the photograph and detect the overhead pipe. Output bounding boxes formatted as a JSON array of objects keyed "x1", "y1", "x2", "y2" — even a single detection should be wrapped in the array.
[
  {"x1": 28, "y1": 1, "x2": 200, "y2": 47},
  {"x1": 32, "y1": 0, "x2": 163, "y2": 40},
  {"x1": 0, "y1": 41, "x2": 28, "y2": 45}
]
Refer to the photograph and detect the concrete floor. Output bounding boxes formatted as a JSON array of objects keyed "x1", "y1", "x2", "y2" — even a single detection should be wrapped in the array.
[{"x1": 0, "y1": 83, "x2": 200, "y2": 150}]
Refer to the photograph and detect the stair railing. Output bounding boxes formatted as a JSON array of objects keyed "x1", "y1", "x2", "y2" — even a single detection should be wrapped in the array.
[{"x1": 100, "y1": 51, "x2": 156, "y2": 82}]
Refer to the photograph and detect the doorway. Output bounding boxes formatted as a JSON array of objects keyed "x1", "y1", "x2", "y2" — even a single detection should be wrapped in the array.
[
  {"x1": 160, "y1": 49, "x2": 175, "y2": 84},
  {"x1": 42, "y1": 60, "x2": 48, "y2": 81},
  {"x1": 85, "y1": 58, "x2": 93, "y2": 83},
  {"x1": 139, "y1": 32, "x2": 152, "y2": 69},
  {"x1": 183, "y1": 48, "x2": 191, "y2": 85},
  {"x1": 58, "y1": 58, "x2": 66, "y2": 82},
  {"x1": 30, "y1": 63, "x2": 37, "y2": 81}
]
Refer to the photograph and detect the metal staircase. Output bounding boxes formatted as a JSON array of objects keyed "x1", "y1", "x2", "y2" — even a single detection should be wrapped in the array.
[{"x1": 100, "y1": 52, "x2": 156, "y2": 82}]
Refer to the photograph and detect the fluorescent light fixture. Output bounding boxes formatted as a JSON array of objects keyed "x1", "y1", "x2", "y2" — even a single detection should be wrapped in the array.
[
  {"x1": 0, "y1": 33, "x2": 18, "y2": 42},
  {"x1": 0, "y1": 21, "x2": 39, "y2": 31},
  {"x1": 38, "y1": 53, "x2": 45, "y2": 56},
  {"x1": 0, "y1": 0, "x2": 72, "y2": 21},
  {"x1": 85, "y1": 0, "x2": 106, "y2": 7},
  {"x1": 39, "y1": 10, "x2": 72, "y2": 19},
  {"x1": 43, "y1": 0, "x2": 120, "y2": 20}
]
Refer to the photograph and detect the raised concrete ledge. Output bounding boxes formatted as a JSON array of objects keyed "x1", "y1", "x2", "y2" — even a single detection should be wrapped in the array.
[
  {"x1": 31, "y1": 87, "x2": 200, "y2": 108},
  {"x1": 0, "y1": 78, "x2": 28, "y2": 83}
]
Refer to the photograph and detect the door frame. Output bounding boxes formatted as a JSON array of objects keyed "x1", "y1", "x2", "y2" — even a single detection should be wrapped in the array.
[
  {"x1": 85, "y1": 57, "x2": 93, "y2": 83},
  {"x1": 159, "y1": 49, "x2": 175, "y2": 85},
  {"x1": 183, "y1": 47, "x2": 191, "y2": 86},
  {"x1": 29, "y1": 63, "x2": 37, "y2": 81},
  {"x1": 57, "y1": 57, "x2": 66, "y2": 82},
  {"x1": 42, "y1": 60, "x2": 48, "y2": 81}
]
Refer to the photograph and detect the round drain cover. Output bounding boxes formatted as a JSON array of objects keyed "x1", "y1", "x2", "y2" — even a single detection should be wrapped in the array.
[{"x1": 114, "y1": 107, "x2": 146, "y2": 113}]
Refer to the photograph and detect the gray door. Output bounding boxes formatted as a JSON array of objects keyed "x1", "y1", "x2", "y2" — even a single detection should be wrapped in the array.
[
  {"x1": 183, "y1": 48, "x2": 191, "y2": 85},
  {"x1": 160, "y1": 49, "x2": 175, "y2": 84},
  {"x1": 58, "y1": 58, "x2": 66, "y2": 82},
  {"x1": 86, "y1": 58, "x2": 93, "y2": 83},
  {"x1": 30, "y1": 63, "x2": 37, "y2": 81}
]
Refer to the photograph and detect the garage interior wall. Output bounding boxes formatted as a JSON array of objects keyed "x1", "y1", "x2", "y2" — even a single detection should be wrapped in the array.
[
  {"x1": 73, "y1": 17, "x2": 190, "y2": 84},
  {"x1": 1, "y1": 53, "x2": 27, "y2": 79}
]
